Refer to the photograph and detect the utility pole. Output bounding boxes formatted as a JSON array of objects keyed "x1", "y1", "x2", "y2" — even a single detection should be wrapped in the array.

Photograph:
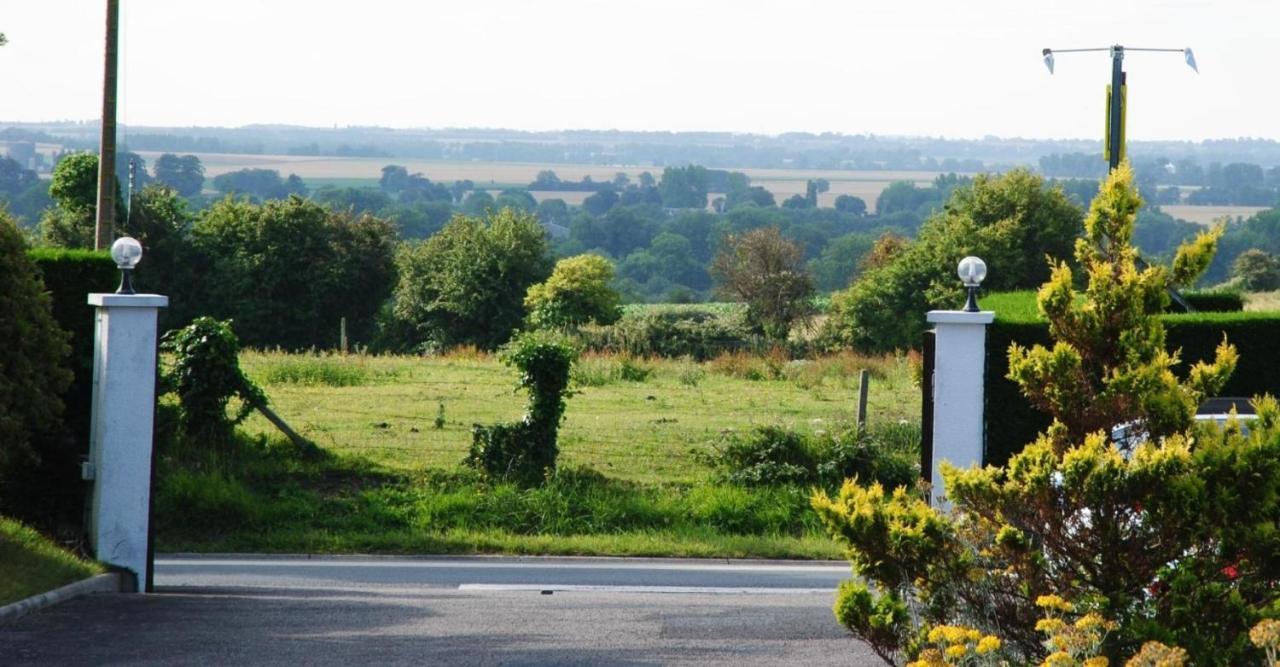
[{"x1": 95, "y1": 0, "x2": 119, "y2": 250}]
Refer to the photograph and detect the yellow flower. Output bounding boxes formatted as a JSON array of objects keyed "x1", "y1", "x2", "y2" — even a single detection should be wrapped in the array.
[
  {"x1": 1043, "y1": 650, "x2": 1074, "y2": 667},
  {"x1": 976, "y1": 635, "x2": 1002, "y2": 654},
  {"x1": 945, "y1": 645, "x2": 968, "y2": 659},
  {"x1": 1084, "y1": 658, "x2": 1109, "y2": 667},
  {"x1": 1036, "y1": 594, "x2": 1074, "y2": 612},
  {"x1": 1252, "y1": 619, "x2": 1280, "y2": 648},
  {"x1": 1037, "y1": 618, "x2": 1066, "y2": 634},
  {"x1": 909, "y1": 648, "x2": 947, "y2": 667},
  {"x1": 1076, "y1": 612, "x2": 1107, "y2": 631}
]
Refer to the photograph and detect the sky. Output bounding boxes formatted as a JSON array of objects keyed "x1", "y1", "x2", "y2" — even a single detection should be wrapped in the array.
[{"x1": 0, "y1": 0, "x2": 1275, "y2": 141}]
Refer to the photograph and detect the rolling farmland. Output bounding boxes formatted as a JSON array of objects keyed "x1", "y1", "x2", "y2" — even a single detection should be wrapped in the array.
[{"x1": 135, "y1": 151, "x2": 948, "y2": 212}]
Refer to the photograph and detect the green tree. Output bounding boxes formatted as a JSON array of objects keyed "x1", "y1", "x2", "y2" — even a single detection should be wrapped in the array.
[
  {"x1": 40, "y1": 152, "x2": 123, "y2": 248},
  {"x1": 118, "y1": 184, "x2": 194, "y2": 310},
  {"x1": 826, "y1": 168, "x2": 1082, "y2": 352},
  {"x1": 658, "y1": 165, "x2": 709, "y2": 209},
  {"x1": 833, "y1": 194, "x2": 867, "y2": 215},
  {"x1": 153, "y1": 154, "x2": 205, "y2": 197},
  {"x1": 192, "y1": 196, "x2": 398, "y2": 349},
  {"x1": 393, "y1": 208, "x2": 552, "y2": 349},
  {"x1": 48, "y1": 152, "x2": 99, "y2": 212},
  {"x1": 0, "y1": 210, "x2": 72, "y2": 480},
  {"x1": 524, "y1": 254, "x2": 621, "y2": 330},
  {"x1": 1232, "y1": 248, "x2": 1280, "y2": 291},
  {"x1": 710, "y1": 226, "x2": 815, "y2": 341},
  {"x1": 495, "y1": 188, "x2": 537, "y2": 213},
  {"x1": 461, "y1": 190, "x2": 495, "y2": 216}
]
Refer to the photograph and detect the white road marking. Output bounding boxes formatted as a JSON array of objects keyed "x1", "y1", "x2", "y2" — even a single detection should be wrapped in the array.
[{"x1": 457, "y1": 584, "x2": 834, "y2": 594}]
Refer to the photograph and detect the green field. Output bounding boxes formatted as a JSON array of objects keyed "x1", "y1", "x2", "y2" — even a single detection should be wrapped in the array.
[
  {"x1": 237, "y1": 349, "x2": 919, "y2": 484},
  {"x1": 155, "y1": 349, "x2": 918, "y2": 558}
]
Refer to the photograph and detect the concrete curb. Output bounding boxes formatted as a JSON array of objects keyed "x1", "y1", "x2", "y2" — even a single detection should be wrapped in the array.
[{"x1": 0, "y1": 573, "x2": 122, "y2": 625}]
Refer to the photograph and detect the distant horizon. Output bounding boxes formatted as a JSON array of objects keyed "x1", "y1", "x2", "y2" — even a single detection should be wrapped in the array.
[{"x1": 5, "y1": 118, "x2": 1277, "y2": 147}]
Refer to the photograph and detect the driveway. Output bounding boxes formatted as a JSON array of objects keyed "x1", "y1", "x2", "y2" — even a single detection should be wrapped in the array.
[{"x1": 2, "y1": 555, "x2": 881, "y2": 666}]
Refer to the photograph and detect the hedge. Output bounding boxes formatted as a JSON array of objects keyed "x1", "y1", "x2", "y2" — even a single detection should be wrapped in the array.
[
  {"x1": 1179, "y1": 289, "x2": 1245, "y2": 313},
  {"x1": 21, "y1": 249, "x2": 117, "y2": 527},
  {"x1": 984, "y1": 307, "x2": 1280, "y2": 466}
]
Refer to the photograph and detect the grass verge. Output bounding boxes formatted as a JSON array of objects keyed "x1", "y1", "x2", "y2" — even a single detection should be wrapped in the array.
[{"x1": 0, "y1": 517, "x2": 104, "y2": 607}]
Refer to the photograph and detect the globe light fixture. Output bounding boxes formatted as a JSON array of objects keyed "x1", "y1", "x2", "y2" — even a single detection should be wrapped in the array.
[
  {"x1": 110, "y1": 236, "x2": 143, "y2": 294},
  {"x1": 958, "y1": 256, "x2": 987, "y2": 312}
]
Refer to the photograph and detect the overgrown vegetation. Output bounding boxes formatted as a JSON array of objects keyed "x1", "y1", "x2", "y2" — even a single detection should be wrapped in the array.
[
  {"x1": 468, "y1": 332, "x2": 578, "y2": 485},
  {"x1": 161, "y1": 318, "x2": 269, "y2": 443}
]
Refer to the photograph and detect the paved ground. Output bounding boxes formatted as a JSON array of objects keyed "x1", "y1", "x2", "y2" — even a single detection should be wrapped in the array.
[{"x1": 1, "y1": 556, "x2": 882, "y2": 666}]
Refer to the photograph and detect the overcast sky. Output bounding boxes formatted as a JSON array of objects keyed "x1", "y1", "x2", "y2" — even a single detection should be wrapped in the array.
[{"x1": 0, "y1": 0, "x2": 1274, "y2": 141}]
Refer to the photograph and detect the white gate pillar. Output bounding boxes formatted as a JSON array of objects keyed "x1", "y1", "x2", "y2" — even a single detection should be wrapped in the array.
[
  {"x1": 86, "y1": 237, "x2": 167, "y2": 592},
  {"x1": 925, "y1": 309, "x2": 992, "y2": 506}
]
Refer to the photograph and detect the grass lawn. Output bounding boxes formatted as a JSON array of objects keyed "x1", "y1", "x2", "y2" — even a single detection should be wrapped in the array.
[
  {"x1": 155, "y1": 349, "x2": 918, "y2": 559},
  {"x1": 0, "y1": 517, "x2": 104, "y2": 607},
  {"x1": 235, "y1": 349, "x2": 919, "y2": 484}
]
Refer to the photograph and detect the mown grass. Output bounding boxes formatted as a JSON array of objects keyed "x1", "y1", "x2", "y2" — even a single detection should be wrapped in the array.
[
  {"x1": 238, "y1": 349, "x2": 918, "y2": 484},
  {"x1": 0, "y1": 517, "x2": 104, "y2": 606},
  {"x1": 156, "y1": 348, "x2": 918, "y2": 559}
]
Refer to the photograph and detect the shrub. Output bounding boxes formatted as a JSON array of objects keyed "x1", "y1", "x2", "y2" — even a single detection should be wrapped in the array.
[
  {"x1": 578, "y1": 305, "x2": 761, "y2": 360},
  {"x1": 0, "y1": 211, "x2": 73, "y2": 516},
  {"x1": 702, "y1": 423, "x2": 919, "y2": 490},
  {"x1": 161, "y1": 318, "x2": 267, "y2": 443},
  {"x1": 813, "y1": 164, "x2": 1271, "y2": 665},
  {"x1": 468, "y1": 331, "x2": 577, "y2": 486},
  {"x1": 524, "y1": 254, "x2": 621, "y2": 330},
  {"x1": 394, "y1": 208, "x2": 551, "y2": 350}
]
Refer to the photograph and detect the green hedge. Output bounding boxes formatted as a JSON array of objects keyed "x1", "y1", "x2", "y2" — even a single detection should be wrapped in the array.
[
  {"x1": 22, "y1": 249, "x2": 117, "y2": 527},
  {"x1": 984, "y1": 307, "x2": 1280, "y2": 466},
  {"x1": 1178, "y1": 289, "x2": 1245, "y2": 313}
]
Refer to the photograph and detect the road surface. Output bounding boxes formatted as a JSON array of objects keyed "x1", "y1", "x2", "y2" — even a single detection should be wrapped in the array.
[{"x1": 2, "y1": 555, "x2": 882, "y2": 666}]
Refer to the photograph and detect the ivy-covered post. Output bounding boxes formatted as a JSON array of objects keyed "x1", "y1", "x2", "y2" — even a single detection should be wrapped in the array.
[
  {"x1": 924, "y1": 256, "x2": 992, "y2": 506},
  {"x1": 86, "y1": 237, "x2": 167, "y2": 593}
]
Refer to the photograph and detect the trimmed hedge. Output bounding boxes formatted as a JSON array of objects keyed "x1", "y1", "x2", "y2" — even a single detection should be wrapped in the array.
[
  {"x1": 21, "y1": 249, "x2": 117, "y2": 528},
  {"x1": 984, "y1": 307, "x2": 1280, "y2": 465},
  {"x1": 1179, "y1": 289, "x2": 1245, "y2": 313}
]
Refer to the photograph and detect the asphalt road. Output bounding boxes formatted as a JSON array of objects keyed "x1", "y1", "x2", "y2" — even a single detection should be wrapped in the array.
[{"x1": 2, "y1": 556, "x2": 882, "y2": 666}]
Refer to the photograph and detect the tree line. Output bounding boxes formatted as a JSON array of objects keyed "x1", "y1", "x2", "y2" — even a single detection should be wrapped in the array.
[{"x1": 4, "y1": 150, "x2": 1280, "y2": 353}]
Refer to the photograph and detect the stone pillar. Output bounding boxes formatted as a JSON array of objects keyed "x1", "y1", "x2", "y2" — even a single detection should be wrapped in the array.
[
  {"x1": 87, "y1": 293, "x2": 168, "y2": 592},
  {"x1": 925, "y1": 310, "x2": 993, "y2": 506}
]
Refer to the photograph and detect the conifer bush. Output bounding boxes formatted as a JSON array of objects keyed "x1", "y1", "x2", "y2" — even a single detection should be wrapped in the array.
[
  {"x1": 812, "y1": 164, "x2": 1278, "y2": 665},
  {"x1": 0, "y1": 210, "x2": 72, "y2": 495}
]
